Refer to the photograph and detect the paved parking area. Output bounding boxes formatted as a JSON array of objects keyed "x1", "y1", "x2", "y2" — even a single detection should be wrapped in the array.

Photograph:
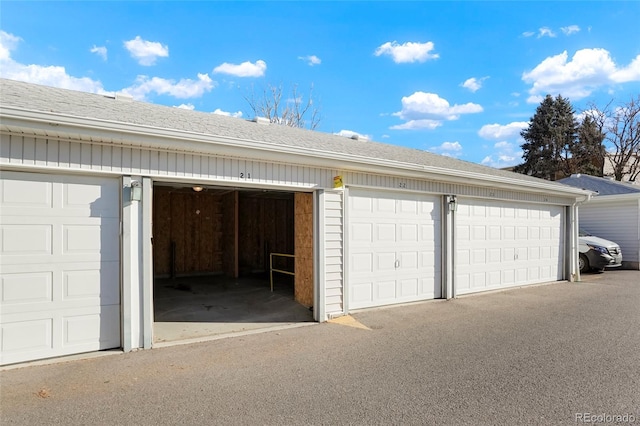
[{"x1": 1, "y1": 270, "x2": 638, "y2": 425}]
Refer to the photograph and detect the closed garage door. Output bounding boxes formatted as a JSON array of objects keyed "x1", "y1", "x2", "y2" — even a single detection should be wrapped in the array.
[
  {"x1": 0, "y1": 171, "x2": 120, "y2": 365},
  {"x1": 456, "y1": 198, "x2": 564, "y2": 295},
  {"x1": 348, "y1": 189, "x2": 441, "y2": 309}
]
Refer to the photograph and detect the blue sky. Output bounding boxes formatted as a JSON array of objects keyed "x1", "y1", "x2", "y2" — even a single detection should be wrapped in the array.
[{"x1": 1, "y1": 1, "x2": 639, "y2": 168}]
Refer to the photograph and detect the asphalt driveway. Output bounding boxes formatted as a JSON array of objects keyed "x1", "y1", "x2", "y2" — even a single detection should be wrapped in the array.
[{"x1": 1, "y1": 270, "x2": 639, "y2": 425}]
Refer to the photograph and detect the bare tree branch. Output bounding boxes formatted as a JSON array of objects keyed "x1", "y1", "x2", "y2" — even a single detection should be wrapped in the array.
[
  {"x1": 586, "y1": 95, "x2": 640, "y2": 181},
  {"x1": 244, "y1": 83, "x2": 321, "y2": 130}
]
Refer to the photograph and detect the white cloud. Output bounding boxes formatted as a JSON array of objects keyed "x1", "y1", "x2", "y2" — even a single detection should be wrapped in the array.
[
  {"x1": 390, "y1": 119, "x2": 442, "y2": 130},
  {"x1": 538, "y1": 27, "x2": 557, "y2": 38},
  {"x1": 391, "y1": 92, "x2": 482, "y2": 130},
  {"x1": 122, "y1": 73, "x2": 215, "y2": 100},
  {"x1": 561, "y1": 25, "x2": 580, "y2": 36},
  {"x1": 611, "y1": 55, "x2": 640, "y2": 83},
  {"x1": 0, "y1": 31, "x2": 21, "y2": 60},
  {"x1": 478, "y1": 122, "x2": 528, "y2": 140},
  {"x1": 481, "y1": 141, "x2": 522, "y2": 168},
  {"x1": 428, "y1": 141, "x2": 463, "y2": 158},
  {"x1": 334, "y1": 130, "x2": 370, "y2": 140},
  {"x1": 0, "y1": 31, "x2": 107, "y2": 94},
  {"x1": 213, "y1": 60, "x2": 266, "y2": 77},
  {"x1": 374, "y1": 41, "x2": 439, "y2": 63},
  {"x1": 90, "y1": 45, "x2": 107, "y2": 61},
  {"x1": 522, "y1": 31, "x2": 535, "y2": 38},
  {"x1": 523, "y1": 48, "x2": 640, "y2": 103},
  {"x1": 0, "y1": 30, "x2": 218, "y2": 103},
  {"x1": 298, "y1": 55, "x2": 321, "y2": 66},
  {"x1": 124, "y1": 36, "x2": 169, "y2": 66},
  {"x1": 461, "y1": 76, "x2": 488, "y2": 93},
  {"x1": 175, "y1": 103, "x2": 195, "y2": 110},
  {"x1": 212, "y1": 108, "x2": 243, "y2": 118}
]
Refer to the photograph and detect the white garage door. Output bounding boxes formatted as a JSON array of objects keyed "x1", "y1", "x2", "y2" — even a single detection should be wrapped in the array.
[
  {"x1": 348, "y1": 189, "x2": 441, "y2": 309},
  {"x1": 0, "y1": 171, "x2": 120, "y2": 365},
  {"x1": 456, "y1": 198, "x2": 564, "y2": 295}
]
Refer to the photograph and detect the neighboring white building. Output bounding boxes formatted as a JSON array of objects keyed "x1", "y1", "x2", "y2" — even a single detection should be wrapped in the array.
[
  {"x1": 558, "y1": 174, "x2": 640, "y2": 270},
  {"x1": 603, "y1": 153, "x2": 640, "y2": 183},
  {"x1": 0, "y1": 79, "x2": 589, "y2": 365}
]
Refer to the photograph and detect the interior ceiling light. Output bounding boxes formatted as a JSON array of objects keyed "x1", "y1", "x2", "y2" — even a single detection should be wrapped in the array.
[{"x1": 192, "y1": 186, "x2": 204, "y2": 192}]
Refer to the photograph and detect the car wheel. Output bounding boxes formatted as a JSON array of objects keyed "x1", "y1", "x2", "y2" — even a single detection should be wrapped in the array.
[{"x1": 579, "y1": 254, "x2": 589, "y2": 273}]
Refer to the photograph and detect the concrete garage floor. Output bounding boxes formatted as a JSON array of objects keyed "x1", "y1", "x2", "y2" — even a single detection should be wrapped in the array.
[{"x1": 153, "y1": 275, "x2": 313, "y2": 344}]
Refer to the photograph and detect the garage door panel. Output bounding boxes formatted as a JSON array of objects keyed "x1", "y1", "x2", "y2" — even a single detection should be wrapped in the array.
[
  {"x1": 351, "y1": 281, "x2": 373, "y2": 305},
  {"x1": 376, "y1": 223, "x2": 396, "y2": 241},
  {"x1": 1, "y1": 178, "x2": 52, "y2": 208},
  {"x1": 376, "y1": 252, "x2": 397, "y2": 272},
  {"x1": 64, "y1": 305, "x2": 120, "y2": 348},
  {"x1": 420, "y1": 277, "x2": 439, "y2": 298},
  {"x1": 398, "y1": 251, "x2": 418, "y2": 269},
  {"x1": 398, "y1": 224, "x2": 418, "y2": 242},
  {"x1": 1, "y1": 224, "x2": 52, "y2": 255},
  {"x1": 398, "y1": 199, "x2": 418, "y2": 215},
  {"x1": 350, "y1": 253, "x2": 373, "y2": 273},
  {"x1": 375, "y1": 280, "x2": 396, "y2": 300},
  {"x1": 1, "y1": 318, "x2": 53, "y2": 353},
  {"x1": 348, "y1": 189, "x2": 441, "y2": 309},
  {"x1": 64, "y1": 181, "x2": 119, "y2": 213},
  {"x1": 487, "y1": 248, "x2": 501, "y2": 263},
  {"x1": 0, "y1": 172, "x2": 120, "y2": 365},
  {"x1": 2, "y1": 272, "x2": 53, "y2": 304},
  {"x1": 399, "y1": 278, "x2": 418, "y2": 298},
  {"x1": 502, "y1": 269, "x2": 515, "y2": 285},
  {"x1": 456, "y1": 198, "x2": 564, "y2": 295},
  {"x1": 351, "y1": 222, "x2": 373, "y2": 243},
  {"x1": 420, "y1": 251, "x2": 438, "y2": 268}
]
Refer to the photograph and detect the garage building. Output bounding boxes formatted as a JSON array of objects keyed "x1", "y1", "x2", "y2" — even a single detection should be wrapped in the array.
[{"x1": 0, "y1": 79, "x2": 588, "y2": 365}]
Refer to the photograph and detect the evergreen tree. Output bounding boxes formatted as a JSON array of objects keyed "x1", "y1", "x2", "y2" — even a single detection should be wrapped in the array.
[
  {"x1": 573, "y1": 115, "x2": 605, "y2": 176},
  {"x1": 515, "y1": 94, "x2": 578, "y2": 180}
]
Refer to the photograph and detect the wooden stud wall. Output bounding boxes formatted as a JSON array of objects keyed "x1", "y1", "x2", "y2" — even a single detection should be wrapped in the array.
[{"x1": 294, "y1": 193, "x2": 314, "y2": 307}]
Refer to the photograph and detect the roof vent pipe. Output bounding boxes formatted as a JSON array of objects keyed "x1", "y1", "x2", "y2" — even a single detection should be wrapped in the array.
[
  {"x1": 115, "y1": 93, "x2": 134, "y2": 101},
  {"x1": 252, "y1": 117, "x2": 271, "y2": 125},
  {"x1": 350, "y1": 134, "x2": 359, "y2": 140}
]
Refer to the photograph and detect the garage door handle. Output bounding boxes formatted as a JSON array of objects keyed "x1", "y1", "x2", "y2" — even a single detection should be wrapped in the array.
[{"x1": 395, "y1": 260, "x2": 400, "y2": 269}]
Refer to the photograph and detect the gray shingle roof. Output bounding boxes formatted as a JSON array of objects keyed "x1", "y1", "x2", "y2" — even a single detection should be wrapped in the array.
[
  {"x1": 0, "y1": 78, "x2": 574, "y2": 190},
  {"x1": 558, "y1": 174, "x2": 640, "y2": 196}
]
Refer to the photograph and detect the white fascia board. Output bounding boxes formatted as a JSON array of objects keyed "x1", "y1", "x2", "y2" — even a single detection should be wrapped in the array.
[
  {"x1": 1, "y1": 106, "x2": 590, "y2": 199},
  {"x1": 584, "y1": 192, "x2": 640, "y2": 203}
]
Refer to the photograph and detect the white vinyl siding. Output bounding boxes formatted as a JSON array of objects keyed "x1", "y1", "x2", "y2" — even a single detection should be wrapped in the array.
[
  {"x1": 0, "y1": 134, "x2": 338, "y2": 191},
  {"x1": 579, "y1": 200, "x2": 640, "y2": 266},
  {"x1": 0, "y1": 171, "x2": 120, "y2": 365},
  {"x1": 347, "y1": 189, "x2": 441, "y2": 309},
  {"x1": 323, "y1": 191, "x2": 344, "y2": 316},
  {"x1": 0, "y1": 133, "x2": 577, "y2": 207},
  {"x1": 456, "y1": 199, "x2": 564, "y2": 295}
]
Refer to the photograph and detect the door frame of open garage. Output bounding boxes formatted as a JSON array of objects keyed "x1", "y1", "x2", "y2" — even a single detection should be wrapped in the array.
[{"x1": 139, "y1": 177, "x2": 322, "y2": 347}]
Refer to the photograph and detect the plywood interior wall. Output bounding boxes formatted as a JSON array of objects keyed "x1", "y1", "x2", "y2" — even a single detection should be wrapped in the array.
[
  {"x1": 153, "y1": 187, "x2": 312, "y2": 306},
  {"x1": 153, "y1": 187, "x2": 297, "y2": 280},
  {"x1": 222, "y1": 191, "x2": 239, "y2": 278},
  {"x1": 153, "y1": 187, "x2": 226, "y2": 276},
  {"x1": 238, "y1": 193, "x2": 294, "y2": 275},
  {"x1": 294, "y1": 193, "x2": 314, "y2": 307}
]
